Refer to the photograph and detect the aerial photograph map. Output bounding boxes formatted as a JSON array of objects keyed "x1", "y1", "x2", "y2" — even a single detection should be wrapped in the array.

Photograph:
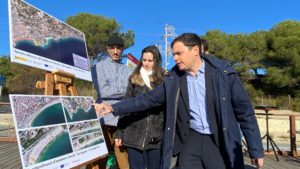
[
  {"x1": 69, "y1": 120, "x2": 104, "y2": 151},
  {"x1": 62, "y1": 97, "x2": 97, "y2": 122},
  {"x1": 11, "y1": 95, "x2": 65, "y2": 129},
  {"x1": 19, "y1": 125, "x2": 72, "y2": 167},
  {"x1": 10, "y1": 0, "x2": 90, "y2": 74}
]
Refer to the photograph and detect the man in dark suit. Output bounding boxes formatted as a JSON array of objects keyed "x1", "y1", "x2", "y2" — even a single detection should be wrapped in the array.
[{"x1": 95, "y1": 33, "x2": 264, "y2": 169}]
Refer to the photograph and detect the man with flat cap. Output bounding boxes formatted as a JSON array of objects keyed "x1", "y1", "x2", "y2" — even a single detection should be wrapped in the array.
[{"x1": 92, "y1": 35, "x2": 132, "y2": 169}]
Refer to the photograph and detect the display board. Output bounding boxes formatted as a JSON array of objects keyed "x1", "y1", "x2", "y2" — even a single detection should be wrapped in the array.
[
  {"x1": 9, "y1": 95, "x2": 108, "y2": 169},
  {"x1": 8, "y1": 0, "x2": 91, "y2": 81}
]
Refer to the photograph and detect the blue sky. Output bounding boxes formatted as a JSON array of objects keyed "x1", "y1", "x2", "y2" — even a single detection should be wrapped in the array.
[{"x1": 1, "y1": 0, "x2": 300, "y2": 69}]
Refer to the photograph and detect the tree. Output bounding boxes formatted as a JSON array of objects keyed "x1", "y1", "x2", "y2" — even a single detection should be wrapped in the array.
[
  {"x1": 262, "y1": 20, "x2": 300, "y2": 96},
  {"x1": 0, "y1": 56, "x2": 13, "y2": 79},
  {"x1": 237, "y1": 31, "x2": 268, "y2": 79},
  {"x1": 204, "y1": 30, "x2": 228, "y2": 59},
  {"x1": 204, "y1": 30, "x2": 267, "y2": 81},
  {"x1": 66, "y1": 13, "x2": 135, "y2": 63},
  {"x1": 0, "y1": 59, "x2": 45, "y2": 94}
]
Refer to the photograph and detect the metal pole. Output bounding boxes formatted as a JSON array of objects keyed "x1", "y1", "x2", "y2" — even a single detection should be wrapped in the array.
[
  {"x1": 266, "y1": 109, "x2": 270, "y2": 151},
  {"x1": 0, "y1": 85, "x2": 2, "y2": 99},
  {"x1": 288, "y1": 95, "x2": 291, "y2": 108},
  {"x1": 163, "y1": 24, "x2": 176, "y2": 71},
  {"x1": 164, "y1": 24, "x2": 168, "y2": 71}
]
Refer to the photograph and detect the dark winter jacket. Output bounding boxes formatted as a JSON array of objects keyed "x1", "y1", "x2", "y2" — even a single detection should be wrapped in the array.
[
  {"x1": 115, "y1": 76, "x2": 164, "y2": 150},
  {"x1": 111, "y1": 54, "x2": 264, "y2": 169}
]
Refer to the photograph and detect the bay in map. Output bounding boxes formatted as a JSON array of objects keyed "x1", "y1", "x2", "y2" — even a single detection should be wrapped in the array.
[
  {"x1": 32, "y1": 103, "x2": 65, "y2": 127},
  {"x1": 14, "y1": 37, "x2": 88, "y2": 70},
  {"x1": 65, "y1": 107, "x2": 97, "y2": 122},
  {"x1": 36, "y1": 132, "x2": 72, "y2": 163}
]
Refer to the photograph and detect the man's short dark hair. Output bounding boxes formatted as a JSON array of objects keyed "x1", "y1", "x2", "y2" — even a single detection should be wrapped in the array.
[
  {"x1": 171, "y1": 33, "x2": 201, "y2": 49},
  {"x1": 106, "y1": 35, "x2": 124, "y2": 47}
]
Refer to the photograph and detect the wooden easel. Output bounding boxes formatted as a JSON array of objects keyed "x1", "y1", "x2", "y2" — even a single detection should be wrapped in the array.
[
  {"x1": 36, "y1": 70, "x2": 104, "y2": 169},
  {"x1": 36, "y1": 70, "x2": 78, "y2": 96}
]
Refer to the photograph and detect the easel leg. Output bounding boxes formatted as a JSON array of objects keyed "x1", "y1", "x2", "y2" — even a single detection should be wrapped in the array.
[
  {"x1": 45, "y1": 72, "x2": 54, "y2": 95},
  {"x1": 57, "y1": 83, "x2": 67, "y2": 95},
  {"x1": 68, "y1": 84, "x2": 78, "y2": 96}
]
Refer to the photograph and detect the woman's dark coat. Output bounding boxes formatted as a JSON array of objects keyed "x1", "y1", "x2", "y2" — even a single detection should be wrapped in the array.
[{"x1": 115, "y1": 79, "x2": 164, "y2": 150}]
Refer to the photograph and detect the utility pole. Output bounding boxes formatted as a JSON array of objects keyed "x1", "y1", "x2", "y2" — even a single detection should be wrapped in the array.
[{"x1": 163, "y1": 24, "x2": 176, "y2": 71}]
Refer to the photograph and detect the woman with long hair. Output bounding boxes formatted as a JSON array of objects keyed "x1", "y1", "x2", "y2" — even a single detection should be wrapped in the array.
[{"x1": 115, "y1": 45, "x2": 165, "y2": 169}]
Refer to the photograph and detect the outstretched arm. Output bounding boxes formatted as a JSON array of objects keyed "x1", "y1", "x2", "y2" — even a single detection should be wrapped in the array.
[{"x1": 95, "y1": 82, "x2": 166, "y2": 117}]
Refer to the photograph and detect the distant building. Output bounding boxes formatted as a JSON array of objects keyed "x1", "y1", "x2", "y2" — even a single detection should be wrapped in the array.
[
  {"x1": 0, "y1": 75, "x2": 5, "y2": 98},
  {"x1": 0, "y1": 75, "x2": 5, "y2": 86}
]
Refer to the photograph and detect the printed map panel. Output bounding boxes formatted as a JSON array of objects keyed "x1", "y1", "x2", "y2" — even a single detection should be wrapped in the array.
[
  {"x1": 10, "y1": 95, "x2": 107, "y2": 169},
  {"x1": 9, "y1": 0, "x2": 91, "y2": 81}
]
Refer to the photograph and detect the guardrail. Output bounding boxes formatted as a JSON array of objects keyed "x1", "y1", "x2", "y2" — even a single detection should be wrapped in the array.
[{"x1": 0, "y1": 127, "x2": 14, "y2": 131}]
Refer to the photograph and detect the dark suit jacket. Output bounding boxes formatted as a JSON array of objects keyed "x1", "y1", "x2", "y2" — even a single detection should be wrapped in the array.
[{"x1": 172, "y1": 60, "x2": 220, "y2": 157}]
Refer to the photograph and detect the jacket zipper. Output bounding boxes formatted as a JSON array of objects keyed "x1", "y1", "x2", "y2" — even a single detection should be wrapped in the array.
[{"x1": 142, "y1": 112, "x2": 150, "y2": 149}]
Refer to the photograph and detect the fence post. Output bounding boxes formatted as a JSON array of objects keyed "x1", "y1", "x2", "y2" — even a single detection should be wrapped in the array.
[{"x1": 289, "y1": 115, "x2": 297, "y2": 157}]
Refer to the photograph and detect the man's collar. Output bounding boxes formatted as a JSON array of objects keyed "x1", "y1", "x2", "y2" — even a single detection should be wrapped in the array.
[
  {"x1": 105, "y1": 55, "x2": 122, "y2": 63},
  {"x1": 186, "y1": 59, "x2": 205, "y2": 76}
]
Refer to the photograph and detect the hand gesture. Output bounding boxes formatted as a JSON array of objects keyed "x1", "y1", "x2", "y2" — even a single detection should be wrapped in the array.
[
  {"x1": 114, "y1": 138, "x2": 123, "y2": 147},
  {"x1": 94, "y1": 103, "x2": 113, "y2": 116}
]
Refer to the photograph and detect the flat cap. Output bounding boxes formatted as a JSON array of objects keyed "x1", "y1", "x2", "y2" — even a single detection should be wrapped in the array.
[{"x1": 106, "y1": 35, "x2": 124, "y2": 47}]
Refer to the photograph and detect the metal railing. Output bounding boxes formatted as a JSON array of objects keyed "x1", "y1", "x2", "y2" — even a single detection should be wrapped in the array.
[{"x1": 0, "y1": 127, "x2": 14, "y2": 132}]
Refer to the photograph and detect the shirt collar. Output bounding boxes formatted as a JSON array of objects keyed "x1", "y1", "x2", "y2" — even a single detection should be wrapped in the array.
[
  {"x1": 186, "y1": 59, "x2": 205, "y2": 76},
  {"x1": 105, "y1": 55, "x2": 122, "y2": 63}
]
